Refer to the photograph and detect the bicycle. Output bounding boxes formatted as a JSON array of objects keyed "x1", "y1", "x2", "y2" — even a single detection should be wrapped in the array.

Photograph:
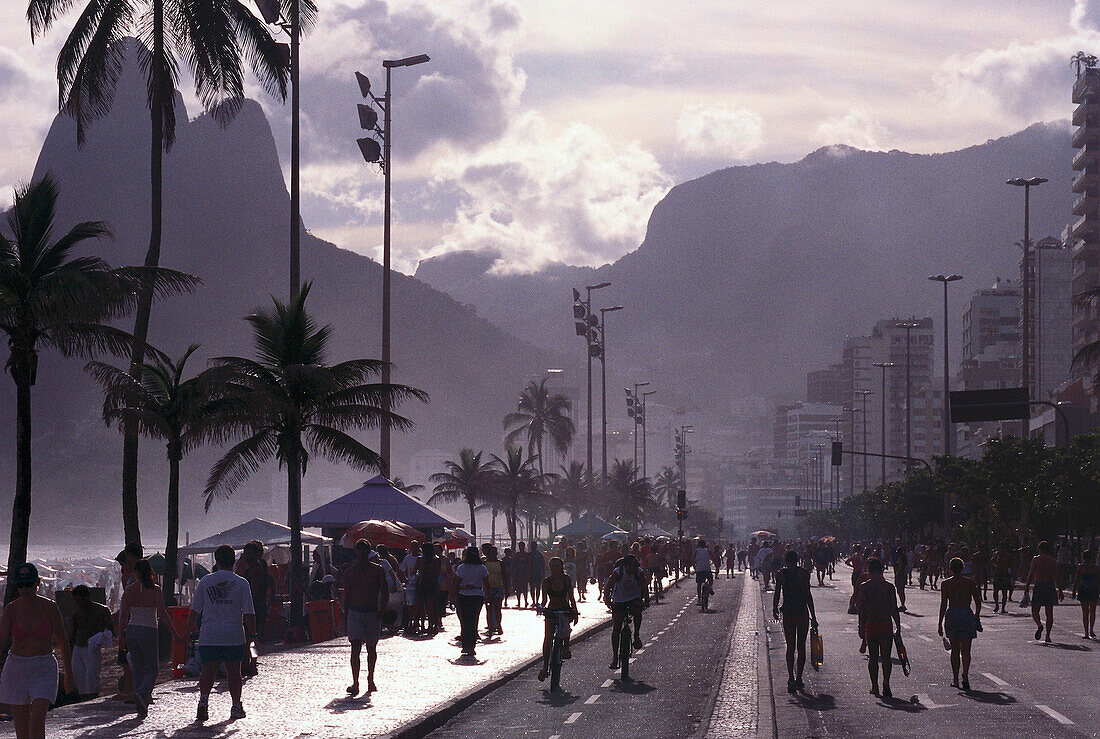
[
  {"x1": 698, "y1": 573, "x2": 713, "y2": 612},
  {"x1": 649, "y1": 570, "x2": 664, "y2": 604},
  {"x1": 537, "y1": 606, "x2": 576, "y2": 692},
  {"x1": 617, "y1": 606, "x2": 635, "y2": 682}
]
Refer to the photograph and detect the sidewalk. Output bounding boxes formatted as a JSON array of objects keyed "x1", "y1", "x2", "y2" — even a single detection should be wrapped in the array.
[{"x1": 9, "y1": 596, "x2": 614, "y2": 738}]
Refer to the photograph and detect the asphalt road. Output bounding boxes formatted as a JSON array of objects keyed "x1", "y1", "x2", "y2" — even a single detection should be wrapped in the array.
[
  {"x1": 769, "y1": 566, "x2": 1099, "y2": 738},
  {"x1": 429, "y1": 572, "x2": 747, "y2": 739}
]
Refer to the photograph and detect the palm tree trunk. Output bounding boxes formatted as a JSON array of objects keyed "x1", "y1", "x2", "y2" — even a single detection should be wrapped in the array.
[
  {"x1": 287, "y1": 445, "x2": 304, "y2": 635},
  {"x1": 7, "y1": 377, "x2": 32, "y2": 600},
  {"x1": 121, "y1": 0, "x2": 167, "y2": 549},
  {"x1": 508, "y1": 501, "x2": 518, "y2": 550},
  {"x1": 467, "y1": 498, "x2": 477, "y2": 538},
  {"x1": 163, "y1": 446, "x2": 181, "y2": 605}
]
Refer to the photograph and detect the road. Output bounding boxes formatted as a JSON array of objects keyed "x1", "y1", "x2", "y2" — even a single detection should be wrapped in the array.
[
  {"x1": 429, "y1": 572, "x2": 748, "y2": 739},
  {"x1": 769, "y1": 566, "x2": 1099, "y2": 738}
]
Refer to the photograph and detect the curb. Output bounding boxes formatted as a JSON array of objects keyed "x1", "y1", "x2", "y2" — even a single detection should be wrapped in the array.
[
  {"x1": 693, "y1": 574, "x2": 745, "y2": 739},
  {"x1": 383, "y1": 573, "x2": 689, "y2": 739},
  {"x1": 758, "y1": 585, "x2": 778, "y2": 739}
]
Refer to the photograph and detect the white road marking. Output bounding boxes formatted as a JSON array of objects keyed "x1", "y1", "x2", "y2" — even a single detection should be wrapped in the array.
[
  {"x1": 565, "y1": 712, "x2": 582, "y2": 724},
  {"x1": 900, "y1": 623, "x2": 911, "y2": 630},
  {"x1": 584, "y1": 694, "x2": 600, "y2": 704},
  {"x1": 982, "y1": 672, "x2": 1009, "y2": 688},
  {"x1": 601, "y1": 679, "x2": 613, "y2": 688},
  {"x1": 634, "y1": 649, "x2": 645, "y2": 655},
  {"x1": 1036, "y1": 705, "x2": 1074, "y2": 725},
  {"x1": 916, "y1": 694, "x2": 957, "y2": 710},
  {"x1": 549, "y1": 735, "x2": 560, "y2": 739},
  {"x1": 915, "y1": 634, "x2": 933, "y2": 642}
]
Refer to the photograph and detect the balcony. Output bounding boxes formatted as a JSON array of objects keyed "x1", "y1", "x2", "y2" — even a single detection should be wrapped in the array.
[
  {"x1": 1071, "y1": 214, "x2": 1100, "y2": 240},
  {"x1": 1073, "y1": 69, "x2": 1100, "y2": 103},
  {"x1": 1074, "y1": 101, "x2": 1100, "y2": 126},
  {"x1": 1072, "y1": 124, "x2": 1100, "y2": 148},
  {"x1": 1073, "y1": 146, "x2": 1100, "y2": 170},
  {"x1": 1073, "y1": 193, "x2": 1099, "y2": 216}
]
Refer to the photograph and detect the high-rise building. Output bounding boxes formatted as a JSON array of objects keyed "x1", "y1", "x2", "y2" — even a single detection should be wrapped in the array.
[
  {"x1": 806, "y1": 363, "x2": 847, "y2": 406},
  {"x1": 871, "y1": 317, "x2": 935, "y2": 478},
  {"x1": 962, "y1": 278, "x2": 1020, "y2": 362},
  {"x1": 1070, "y1": 68, "x2": 1100, "y2": 401},
  {"x1": 1027, "y1": 237, "x2": 1073, "y2": 400}
]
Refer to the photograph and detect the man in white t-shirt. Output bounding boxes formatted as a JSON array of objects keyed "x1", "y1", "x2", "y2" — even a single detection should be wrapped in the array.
[
  {"x1": 188, "y1": 545, "x2": 256, "y2": 723},
  {"x1": 695, "y1": 539, "x2": 715, "y2": 605}
]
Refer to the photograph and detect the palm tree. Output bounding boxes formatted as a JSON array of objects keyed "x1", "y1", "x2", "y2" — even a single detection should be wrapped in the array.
[
  {"x1": 390, "y1": 477, "x2": 425, "y2": 499},
  {"x1": 1072, "y1": 286, "x2": 1100, "y2": 388},
  {"x1": 28, "y1": 0, "x2": 303, "y2": 547},
  {"x1": 0, "y1": 175, "x2": 196, "y2": 577},
  {"x1": 86, "y1": 344, "x2": 218, "y2": 603},
  {"x1": 489, "y1": 445, "x2": 542, "y2": 550},
  {"x1": 504, "y1": 378, "x2": 574, "y2": 483},
  {"x1": 1073, "y1": 51, "x2": 1092, "y2": 80},
  {"x1": 652, "y1": 466, "x2": 682, "y2": 509},
  {"x1": 429, "y1": 449, "x2": 494, "y2": 537},
  {"x1": 203, "y1": 282, "x2": 427, "y2": 624},
  {"x1": 551, "y1": 461, "x2": 587, "y2": 522},
  {"x1": 606, "y1": 459, "x2": 654, "y2": 532}
]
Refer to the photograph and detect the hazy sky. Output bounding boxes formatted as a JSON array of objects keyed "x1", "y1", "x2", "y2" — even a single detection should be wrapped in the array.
[{"x1": 0, "y1": 0, "x2": 1094, "y2": 273}]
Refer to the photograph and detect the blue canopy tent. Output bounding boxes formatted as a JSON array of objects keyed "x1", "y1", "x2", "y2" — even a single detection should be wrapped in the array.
[
  {"x1": 302, "y1": 475, "x2": 461, "y2": 541},
  {"x1": 552, "y1": 514, "x2": 623, "y2": 539}
]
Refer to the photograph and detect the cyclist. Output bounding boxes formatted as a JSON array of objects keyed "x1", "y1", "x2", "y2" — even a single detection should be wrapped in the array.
[
  {"x1": 538, "y1": 557, "x2": 578, "y2": 682},
  {"x1": 695, "y1": 538, "x2": 715, "y2": 607},
  {"x1": 603, "y1": 554, "x2": 648, "y2": 670}
]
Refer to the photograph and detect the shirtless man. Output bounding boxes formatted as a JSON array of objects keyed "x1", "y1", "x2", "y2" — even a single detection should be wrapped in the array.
[
  {"x1": 342, "y1": 540, "x2": 388, "y2": 695},
  {"x1": 990, "y1": 544, "x2": 1013, "y2": 613},
  {"x1": 1022, "y1": 541, "x2": 1063, "y2": 643},
  {"x1": 937, "y1": 557, "x2": 982, "y2": 690}
]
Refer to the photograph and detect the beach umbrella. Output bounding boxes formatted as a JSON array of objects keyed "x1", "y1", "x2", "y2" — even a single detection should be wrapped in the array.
[
  {"x1": 340, "y1": 520, "x2": 423, "y2": 549},
  {"x1": 434, "y1": 528, "x2": 470, "y2": 550}
]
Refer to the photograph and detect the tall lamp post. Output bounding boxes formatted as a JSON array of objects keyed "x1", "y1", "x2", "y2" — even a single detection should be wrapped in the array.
[
  {"x1": 354, "y1": 54, "x2": 431, "y2": 475},
  {"x1": 928, "y1": 275, "x2": 963, "y2": 457},
  {"x1": 599, "y1": 306, "x2": 623, "y2": 488},
  {"x1": 631, "y1": 382, "x2": 649, "y2": 476},
  {"x1": 896, "y1": 320, "x2": 921, "y2": 474},
  {"x1": 572, "y1": 283, "x2": 610, "y2": 543},
  {"x1": 641, "y1": 390, "x2": 656, "y2": 478},
  {"x1": 872, "y1": 361, "x2": 894, "y2": 486},
  {"x1": 843, "y1": 407, "x2": 857, "y2": 498},
  {"x1": 1006, "y1": 177, "x2": 1047, "y2": 436},
  {"x1": 855, "y1": 389, "x2": 872, "y2": 491}
]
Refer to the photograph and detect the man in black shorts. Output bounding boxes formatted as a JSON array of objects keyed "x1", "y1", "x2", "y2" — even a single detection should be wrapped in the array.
[
  {"x1": 342, "y1": 540, "x2": 388, "y2": 695},
  {"x1": 773, "y1": 550, "x2": 817, "y2": 692}
]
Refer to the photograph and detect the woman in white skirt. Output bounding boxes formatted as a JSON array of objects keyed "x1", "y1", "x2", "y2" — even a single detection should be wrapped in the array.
[{"x1": 0, "y1": 562, "x2": 74, "y2": 738}]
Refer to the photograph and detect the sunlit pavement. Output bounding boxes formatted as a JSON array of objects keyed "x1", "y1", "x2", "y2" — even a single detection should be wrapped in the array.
[
  {"x1": 14, "y1": 595, "x2": 613, "y2": 738},
  {"x1": 766, "y1": 565, "x2": 1100, "y2": 738}
]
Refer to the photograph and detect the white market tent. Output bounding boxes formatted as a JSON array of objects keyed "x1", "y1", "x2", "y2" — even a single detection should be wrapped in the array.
[{"x1": 179, "y1": 518, "x2": 331, "y2": 555}]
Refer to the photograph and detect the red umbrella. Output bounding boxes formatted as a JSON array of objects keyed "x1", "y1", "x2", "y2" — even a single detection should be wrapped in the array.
[
  {"x1": 340, "y1": 520, "x2": 423, "y2": 549},
  {"x1": 434, "y1": 528, "x2": 471, "y2": 550}
]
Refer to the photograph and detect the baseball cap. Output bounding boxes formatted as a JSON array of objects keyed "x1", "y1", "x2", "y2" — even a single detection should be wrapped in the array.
[{"x1": 10, "y1": 563, "x2": 38, "y2": 587}]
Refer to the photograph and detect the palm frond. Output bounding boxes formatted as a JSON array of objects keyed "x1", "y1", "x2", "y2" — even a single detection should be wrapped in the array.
[
  {"x1": 205, "y1": 430, "x2": 278, "y2": 508},
  {"x1": 305, "y1": 425, "x2": 383, "y2": 471}
]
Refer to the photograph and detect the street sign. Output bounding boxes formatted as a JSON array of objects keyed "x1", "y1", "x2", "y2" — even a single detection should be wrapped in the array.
[{"x1": 949, "y1": 387, "x2": 1029, "y2": 423}]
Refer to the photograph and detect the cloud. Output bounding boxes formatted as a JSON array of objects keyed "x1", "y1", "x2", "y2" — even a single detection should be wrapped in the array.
[
  {"x1": 1072, "y1": 0, "x2": 1100, "y2": 32},
  {"x1": 675, "y1": 104, "x2": 764, "y2": 160},
  {"x1": 425, "y1": 112, "x2": 672, "y2": 272},
  {"x1": 815, "y1": 111, "x2": 888, "y2": 150}
]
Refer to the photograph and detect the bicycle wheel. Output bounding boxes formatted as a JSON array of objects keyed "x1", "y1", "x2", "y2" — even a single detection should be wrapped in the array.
[
  {"x1": 550, "y1": 639, "x2": 562, "y2": 692},
  {"x1": 619, "y1": 623, "x2": 631, "y2": 681},
  {"x1": 701, "y1": 587, "x2": 709, "y2": 611}
]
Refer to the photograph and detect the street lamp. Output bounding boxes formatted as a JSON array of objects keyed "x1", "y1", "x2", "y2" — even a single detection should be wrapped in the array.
[
  {"x1": 895, "y1": 320, "x2": 922, "y2": 473},
  {"x1": 641, "y1": 390, "x2": 656, "y2": 479},
  {"x1": 855, "y1": 389, "x2": 873, "y2": 491},
  {"x1": 599, "y1": 305, "x2": 623, "y2": 488},
  {"x1": 843, "y1": 407, "x2": 858, "y2": 498},
  {"x1": 872, "y1": 361, "x2": 895, "y2": 486},
  {"x1": 1006, "y1": 176, "x2": 1047, "y2": 434},
  {"x1": 355, "y1": 53, "x2": 430, "y2": 475},
  {"x1": 571, "y1": 282, "x2": 610, "y2": 545},
  {"x1": 630, "y1": 382, "x2": 649, "y2": 476},
  {"x1": 928, "y1": 274, "x2": 963, "y2": 457}
]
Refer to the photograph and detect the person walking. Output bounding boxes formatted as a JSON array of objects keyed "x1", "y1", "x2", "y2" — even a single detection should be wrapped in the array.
[
  {"x1": 1071, "y1": 548, "x2": 1099, "y2": 639},
  {"x1": 342, "y1": 540, "x2": 387, "y2": 696},
  {"x1": 482, "y1": 544, "x2": 507, "y2": 637},
  {"x1": 119, "y1": 559, "x2": 182, "y2": 717},
  {"x1": 937, "y1": 557, "x2": 982, "y2": 690},
  {"x1": 450, "y1": 546, "x2": 490, "y2": 657},
  {"x1": 0, "y1": 563, "x2": 75, "y2": 739},
  {"x1": 1022, "y1": 540, "x2": 1063, "y2": 643},
  {"x1": 990, "y1": 543, "x2": 1014, "y2": 613},
  {"x1": 112, "y1": 543, "x2": 142, "y2": 703},
  {"x1": 891, "y1": 540, "x2": 908, "y2": 612},
  {"x1": 857, "y1": 558, "x2": 901, "y2": 699},
  {"x1": 529, "y1": 541, "x2": 546, "y2": 606},
  {"x1": 773, "y1": 550, "x2": 817, "y2": 693},
  {"x1": 188, "y1": 545, "x2": 256, "y2": 722},
  {"x1": 511, "y1": 542, "x2": 531, "y2": 608},
  {"x1": 69, "y1": 584, "x2": 114, "y2": 700},
  {"x1": 233, "y1": 539, "x2": 270, "y2": 676}
]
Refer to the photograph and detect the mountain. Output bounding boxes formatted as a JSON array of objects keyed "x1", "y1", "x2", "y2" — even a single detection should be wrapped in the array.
[
  {"x1": 415, "y1": 123, "x2": 1076, "y2": 411},
  {"x1": 4, "y1": 58, "x2": 566, "y2": 545}
]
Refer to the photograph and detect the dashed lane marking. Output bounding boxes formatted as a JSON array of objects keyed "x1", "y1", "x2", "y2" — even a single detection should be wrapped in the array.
[
  {"x1": 916, "y1": 693, "x2": 957, "y2": 710},
  {"x1": 565, "y1": 712, "x2": 582, "y2": 724},
  {"x1": 601, "y1": 679, "x2": 613, "y2": 688},
  {"x1": 634, "y1": 649, "x2": 645, "y2": 655},
  {"x1": 900, "y1": 623, "x2": 911, "y2": 629},
  {"x1": 584, "y1": 694, "x2": 600, "y2": 704},
  {"x1": 982, "y1": 672, "x2": 1009, "y2": 688},
  {"x1": 549, "y1": 735, "x2": 560, "y2": 739},
  {"x1": 915, "y1": 634, "x2": 933, "y2": 642},
  {"x1": 1036, "y1": 705, "x2": 1074, "y2": 725}
]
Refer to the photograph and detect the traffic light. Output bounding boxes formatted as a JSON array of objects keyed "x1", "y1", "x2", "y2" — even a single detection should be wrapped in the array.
[
  {"x1": 831, "y1": 441, "x2": 843, "y2": 466},
  {"x1": 573, "y1": 289, "x2": 590, "y2": 336},
  {"x1": 676, "y1": 509, "x2": 687, "y2": 522},
  {"x1": 676, "y1": 489, "x2": 686, "y2": 510},
  {"x1": 795, "y1": 495, "x2": 801, "y2": 508},
  {"x1": 626, "y1": 389, "x2": 636, "y2": 417}
]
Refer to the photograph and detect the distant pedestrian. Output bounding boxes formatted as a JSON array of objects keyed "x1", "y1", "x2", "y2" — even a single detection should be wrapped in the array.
[
  {"x1": 1022, "y1": 540, "x2": 1063, "y2": 643},
  {"x1": 342, "y1": 540, "x2": 387, "y2": 696},
  {"x1": 188, "y1": 545, "x2": 256, "y2": 722},
  {"x1": 482, "y1": 544, "x2": 507, "y2": 636},
  {"x1": 529, "y1": 541, "x2": 546, "y2": 605},
  {"x1": 414, "y1": 542, "x2": 442, "y2": 634},
  {"x1": 450, "y1": 546, "x2": 490, "y2": 657},
  {"x1": 1071, "y1": 548, "x2": 1099, "y2": 639},
  {"x1": 511, "y1": 542, "x2": 530, "y2": 608},
  {"x1": 0, "y1": 563, "x2": 75, "y2": 739},
  {"x1": 69, "y1": 584, "x2": 114, "y2": 700},
  {"x1": 937, "y1": 557, "x2": 982, "y2": 690},
  {"x1": 990, "y1": 543, "x2": 1013, "y2": 613},
  {"x1": 857, "y1": 558, "x2": 900, "y2": 699},
  {"x1": 119, "y1": 559, "x2": 183, "y2": 717}
]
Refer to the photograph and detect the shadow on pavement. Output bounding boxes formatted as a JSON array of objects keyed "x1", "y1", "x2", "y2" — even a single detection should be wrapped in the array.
[
  {"x1": 790, "y1": 692, "x2": 836, "y2": 710},
  {"x1": 537, "y1": 690, "x2": 580, "y2": 707},
  {"x1": 960, "y1": 689, "x2": 1016, "y2": 705},
  {"x1": 325, "y1": 695, "x2": 374, "y2": 713},
  {"x1": 879, "y1": 696, "x2": 926, "y2": 712},
  {"x1": 165, "y1": 719, "x2": 242, "y2": 738},
  {"x1": 1038, "y1": 641, "x2": 1091, "y2": 651},
  {"x1": 609, "y1": 680, "x2": 655, "y2": 695}
]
